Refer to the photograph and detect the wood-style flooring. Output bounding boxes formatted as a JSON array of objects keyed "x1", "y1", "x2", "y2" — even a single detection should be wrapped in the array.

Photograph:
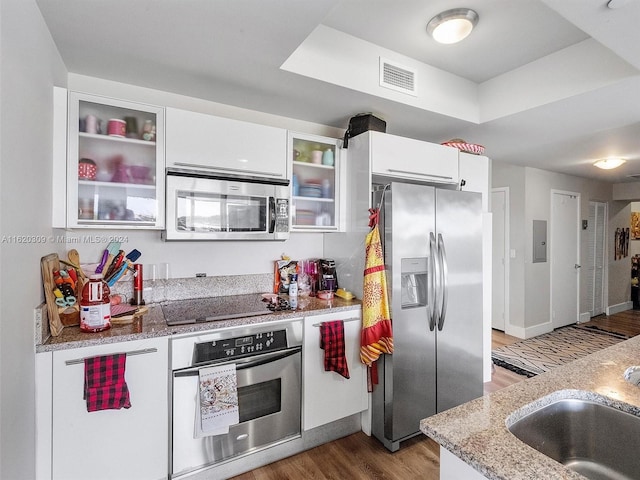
[{"x1": 231, "y1": 310, "x2": 640, "y2": 480}]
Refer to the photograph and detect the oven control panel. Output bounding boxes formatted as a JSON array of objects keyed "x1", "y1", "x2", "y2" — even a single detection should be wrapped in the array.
[{"x1": 193, "y1": 329, "x2": 288, "y2": 363}]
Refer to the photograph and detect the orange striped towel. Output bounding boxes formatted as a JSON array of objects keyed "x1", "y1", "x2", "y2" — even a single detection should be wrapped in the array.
[{"x1": 360, "y1": 223, "x2": 393, "y2": 368}]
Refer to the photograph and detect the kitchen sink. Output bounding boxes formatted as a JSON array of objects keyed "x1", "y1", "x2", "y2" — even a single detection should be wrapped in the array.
[{"x1": 506, "y1": 391, "x2": 640, "y2": 480}]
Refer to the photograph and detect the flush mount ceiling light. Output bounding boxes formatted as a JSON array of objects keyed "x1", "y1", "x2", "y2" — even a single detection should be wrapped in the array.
[
  {"x1": 427, "y1": 8, "x2": 479, "y2": 44},
  {"x1": 594, "y1": 157, "x2": 626, "y2": 169}
]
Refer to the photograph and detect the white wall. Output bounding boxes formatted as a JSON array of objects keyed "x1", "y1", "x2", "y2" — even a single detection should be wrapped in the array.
[
  {"x1": 491, "y1": 162, "x2": 526, "y2": 331},
  {"x1": 0, "y1": 1, "x2": 67, "y2": 478},
  {"x1": 492, "y1": 162, "x2": 613, "y2": 337}
]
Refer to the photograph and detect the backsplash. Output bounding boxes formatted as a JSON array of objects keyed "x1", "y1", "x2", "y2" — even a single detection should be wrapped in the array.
[
  {"x1": 37, "y1": 273, "x2": 274, "y2": 345},
  {"x1": 110, "y1": 273, "x2": 274, "y2": 304}
]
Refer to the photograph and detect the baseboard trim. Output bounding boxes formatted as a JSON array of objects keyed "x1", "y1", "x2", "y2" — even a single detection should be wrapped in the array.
[
  {"x1": 607, "y1": 302, "x2": 632, "y2": 315},
  {"x1": 578, "y1": 312, "x2": 592, "y2": 324}
]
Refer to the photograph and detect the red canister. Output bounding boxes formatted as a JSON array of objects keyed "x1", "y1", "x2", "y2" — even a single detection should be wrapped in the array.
[
  {"x1": 80, "y1": 274, "x2": 111, "y2": 332},
  {"x1": 131, "y1": 264, "x2": 145, "y2": 306},
  {"x1": 107, "y1": 118, "x2": 126, "y2": 137}
]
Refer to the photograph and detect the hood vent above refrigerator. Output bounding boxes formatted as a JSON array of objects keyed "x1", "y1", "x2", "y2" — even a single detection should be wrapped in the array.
[{"x1": 379, "y1": 58, "x2": 417, "y2": 96}]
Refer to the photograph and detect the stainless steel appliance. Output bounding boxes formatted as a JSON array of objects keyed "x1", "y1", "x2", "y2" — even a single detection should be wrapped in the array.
[
  {"x1": 170, "y1": 319, "x2": 303, "y2": 478},
  {"x1": 371, "y1": 182, "x2": 483, "y2": 451},
  {"x1": 164, "y1": 168, "x2": 290, "y2": 240}
]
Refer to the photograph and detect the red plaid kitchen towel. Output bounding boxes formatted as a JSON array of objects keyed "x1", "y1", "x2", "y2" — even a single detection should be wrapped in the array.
[
  {"x1": 84, "y1": 353, "x2": 131, "y2": 412},
  {"x1": 320, "y1": 321, "x2": 350, "y2": 379}
]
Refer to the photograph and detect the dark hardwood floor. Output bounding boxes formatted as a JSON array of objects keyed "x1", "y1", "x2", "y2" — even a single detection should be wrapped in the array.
[{"x1": 231, "y1": 310, "x2": 640, "y2": 480}]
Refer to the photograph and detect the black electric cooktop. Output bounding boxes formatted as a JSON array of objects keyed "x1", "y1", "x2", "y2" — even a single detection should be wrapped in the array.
[{"x1": 162, "y1": 294, "x2": 272, "y2": 326}]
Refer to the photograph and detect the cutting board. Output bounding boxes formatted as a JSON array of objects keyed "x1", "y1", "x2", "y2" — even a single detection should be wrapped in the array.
[
  {"x1": 41, "y1": 253, "x2": 80, "y2": 336},
  {"x1": 110, "y1": 305, "x2": 149, "y2": 325}
]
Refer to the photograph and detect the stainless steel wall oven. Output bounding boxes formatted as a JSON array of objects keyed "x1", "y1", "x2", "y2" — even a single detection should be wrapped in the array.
[{"x1": 170, "y1": 319, "x2": 303, "y2": 478}]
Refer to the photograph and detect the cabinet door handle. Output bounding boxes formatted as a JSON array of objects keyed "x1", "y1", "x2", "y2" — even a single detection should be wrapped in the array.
[
  {"x1": 173, "y1": 162, "x2": 284, "y2": 177},
  {"x1": 312, "y1": 318, "x2": 361, "y2": 327},
  {"x1": 65, "y1": 347, "x2": 158, "y2": 366},
  {"x1": 386, "y1": 169, "x2": 453, "y2": 181}
]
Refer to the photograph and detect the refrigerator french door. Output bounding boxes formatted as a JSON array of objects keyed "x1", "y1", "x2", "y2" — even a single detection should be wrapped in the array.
[{"x1": 371, "y1": 182, "x2": 483, "y2": 452}]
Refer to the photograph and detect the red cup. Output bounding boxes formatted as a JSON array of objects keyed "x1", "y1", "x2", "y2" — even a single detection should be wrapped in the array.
[
  {"x1": 78, "y1": 158, "x2": 97, "y2": 180},
  {"x1": 107, "y1": 119, "x2": 126, "y2": 137}
]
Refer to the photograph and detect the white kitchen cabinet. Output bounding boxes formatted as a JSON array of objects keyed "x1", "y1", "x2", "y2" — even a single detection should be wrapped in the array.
[
  {"x1": 50, "y1": 337, "x2": 168, "y2": 480},
  {"x1": 458, "y1": 152, "x2": 490, "y2": 211},
  {"x1": 362, "y1": 130, "x2": 459, "y2": 184},
  {"x1": 303, "y1": 309, "x2": 367, "y2": 431},
  {"x1": 64, "y1": 91, "x2": 165, "y2": 229},
  {"x1": 165, "y1": 107, "x2": 287, "y2": 179},
  {"x1": 289, "y1": 132, "x2": 342, "y2": 232}
]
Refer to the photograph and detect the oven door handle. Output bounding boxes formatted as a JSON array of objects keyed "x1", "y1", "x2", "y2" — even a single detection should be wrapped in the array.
[{"x1": 174, "y1": 346, "x2": 301, "y2": 377}]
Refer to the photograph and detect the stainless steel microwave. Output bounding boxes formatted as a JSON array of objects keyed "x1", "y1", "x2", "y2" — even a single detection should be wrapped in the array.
[{"x1": 164, "y1": 168, "x2": 290, "y2": 241}]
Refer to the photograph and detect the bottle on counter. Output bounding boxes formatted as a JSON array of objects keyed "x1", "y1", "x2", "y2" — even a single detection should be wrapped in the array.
[
  {"x1": 80, "y1": 274, "x2": 111, "y2": 333},
  {"x1": 289, "y1": 273, "x2": 298, "y2": 309}
]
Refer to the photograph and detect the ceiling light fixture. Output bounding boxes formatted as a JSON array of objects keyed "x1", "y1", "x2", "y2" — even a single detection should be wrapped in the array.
[
  {"x1": 594, "y1": 157, "x2": 626, "y2": 169},
  {"x1": 427, "y1": 8, "x2": 479, "y2": 44}
]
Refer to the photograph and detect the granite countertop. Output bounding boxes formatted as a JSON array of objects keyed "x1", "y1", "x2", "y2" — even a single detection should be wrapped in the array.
[
  {"x1": 420, "y1": 334, "x2": 640, "y2": 480},
  {"x1": 38, "y1": 294, "x2": 361, "y2": 353}
]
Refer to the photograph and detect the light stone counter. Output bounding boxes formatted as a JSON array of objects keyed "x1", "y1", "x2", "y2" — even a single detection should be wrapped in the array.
[
  {"x1": 37, "y1": 294, "x2": 361, "y2": 353},
  {"x1": 420, "y1": 334, "x2": 640, "y2": 480}
]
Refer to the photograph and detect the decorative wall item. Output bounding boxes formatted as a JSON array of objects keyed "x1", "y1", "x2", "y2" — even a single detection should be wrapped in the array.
[
  {"x1": 632, "y1": 212, "x2": 640, "y2": 239},
  {"x1": 615, "y1": 227, "x2": 630, "y2": 260}
]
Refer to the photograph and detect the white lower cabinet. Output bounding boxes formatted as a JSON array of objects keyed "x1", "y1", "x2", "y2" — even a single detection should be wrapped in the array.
[
  {"x1": 50, "y1": 337, "x2": 168, "y2": 480},
  {"x1": 303, "y1": 309, "x2": 368, "y2": 431}
]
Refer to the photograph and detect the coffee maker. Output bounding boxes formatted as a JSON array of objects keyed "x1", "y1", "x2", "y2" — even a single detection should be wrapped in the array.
[{"x1": 318, "y1": 258, "x2": 338, "y2": 292}]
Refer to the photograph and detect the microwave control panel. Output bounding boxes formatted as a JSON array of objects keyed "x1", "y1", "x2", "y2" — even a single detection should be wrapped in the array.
[
  {"x1": 275, "y1": 198, "x2": 289, "y2": 233},
  {"x1": 193, "y1": 329, "x2": 288, "y2": 363}
]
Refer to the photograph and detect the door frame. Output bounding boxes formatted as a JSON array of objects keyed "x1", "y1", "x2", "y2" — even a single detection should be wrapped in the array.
[
  {"x1": 491, "y1": 187, "x2": 511, "y2": 334},
  {"x1": 549, "y1": 189, "x2": 581, "y2": 328}
]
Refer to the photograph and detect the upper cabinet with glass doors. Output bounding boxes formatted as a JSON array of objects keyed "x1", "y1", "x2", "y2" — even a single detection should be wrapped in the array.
[
  {"x1": 66, "y1": 92, "x2": 165, "y2": 229},
  {"x1": 289, "y1": 132, "x2": 341, "y2": 232}
]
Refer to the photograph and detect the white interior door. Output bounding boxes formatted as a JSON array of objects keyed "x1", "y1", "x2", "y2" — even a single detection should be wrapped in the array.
[
  {"x1": 551, "y1": 191, "x2": 580, "y2": 329},
  {"x1": 586, "y1": 201, "x2": 606, "y2": 317},
  {"x1": 491, "y1": 189, "x2": 508, "y2": 331}
]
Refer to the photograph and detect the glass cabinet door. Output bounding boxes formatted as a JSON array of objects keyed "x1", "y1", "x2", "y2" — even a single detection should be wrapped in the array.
[
  {"x1": 289, "y1": 132, "x2": 340, "y2": 232},
  {"x1": 67, "y1": 92, "x2": 165, "y2": 229}
]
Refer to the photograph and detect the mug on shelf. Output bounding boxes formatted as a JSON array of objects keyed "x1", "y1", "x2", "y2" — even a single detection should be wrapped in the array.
[
  {"x1": 107, "y1": 118, "x2": 126, "y2": 137},
  {"x1": 78, "y1": 158, "x2": 97, "y2": 180}
]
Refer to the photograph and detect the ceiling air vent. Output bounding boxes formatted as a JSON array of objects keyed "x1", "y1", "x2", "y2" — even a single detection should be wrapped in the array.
[{"x1": 379, "y1": 58, "x2": 417, "y2": 96}]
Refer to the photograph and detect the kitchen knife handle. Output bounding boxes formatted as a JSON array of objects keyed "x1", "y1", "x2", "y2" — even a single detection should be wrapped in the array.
[{"x1": 437, "y1": 233, "x2": 449, "y2": 331}]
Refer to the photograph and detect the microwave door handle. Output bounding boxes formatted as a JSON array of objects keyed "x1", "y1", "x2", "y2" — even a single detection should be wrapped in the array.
[{"x1": 268, "y1": 197, "x2": 276, "y2": 233}]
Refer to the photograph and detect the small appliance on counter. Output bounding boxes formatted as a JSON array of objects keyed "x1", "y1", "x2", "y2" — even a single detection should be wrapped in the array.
[{"x1": 318, "y1": 258, "x2": 338, "y2": 292}]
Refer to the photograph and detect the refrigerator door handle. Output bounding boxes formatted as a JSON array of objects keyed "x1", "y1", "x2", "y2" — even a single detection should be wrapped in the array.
[
  {"x1": 437, "y1": 233, "x2": 449, "y2": 331},
  {"x1": 428, "y1": 232, "x2": 437, "y2": 331}
]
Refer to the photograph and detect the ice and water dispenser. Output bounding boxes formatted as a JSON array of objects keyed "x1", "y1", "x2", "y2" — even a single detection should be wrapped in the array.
[{"x1": 400, "y1": 257, "x2": 428, "y2": 308}]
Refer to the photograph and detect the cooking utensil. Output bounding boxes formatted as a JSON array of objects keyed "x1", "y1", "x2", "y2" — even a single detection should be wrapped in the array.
[
  {"x1": 67, "y1": 249, "x2": 86, "y2": 279},
  {"x1": 104, "y1": 250, "x2": 124, "y2": 279},
  {"x1": 101, "y1": 241, "x2": 121, "y2": 276},
  {"x1": 95, "y1": 249, "x2": 109, "y2": 274}
]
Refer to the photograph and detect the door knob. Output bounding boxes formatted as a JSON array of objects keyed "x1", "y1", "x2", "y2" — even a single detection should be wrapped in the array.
[{"x1": 575, "y1": 264, "x2": 582, "y2": 269}]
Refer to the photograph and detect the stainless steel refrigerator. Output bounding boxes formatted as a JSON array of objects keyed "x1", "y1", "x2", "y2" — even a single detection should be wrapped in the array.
[{"x1": 371, "y1": 182, "x2": 483, "y2": 452}]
